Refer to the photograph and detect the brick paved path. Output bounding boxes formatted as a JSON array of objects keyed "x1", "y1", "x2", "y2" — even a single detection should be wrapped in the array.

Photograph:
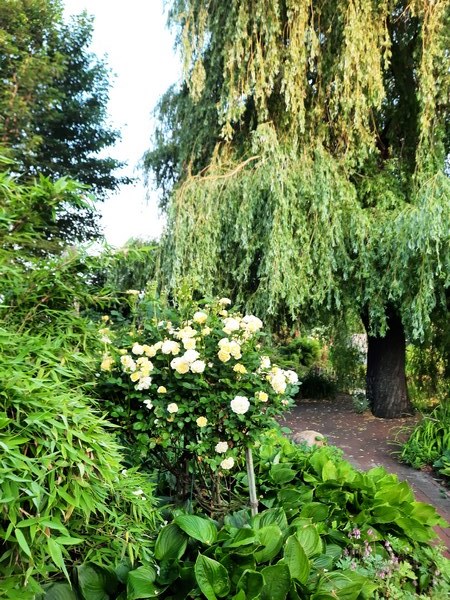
[{"x1": 281, "y1": 395, "x2": 450, "y2": 555}]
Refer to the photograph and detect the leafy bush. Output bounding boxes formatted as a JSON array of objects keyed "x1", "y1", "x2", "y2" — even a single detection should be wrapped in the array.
[
  {"x1": 399, "y1": 402, "x2": 450, "y2": 478},
  {"x1": 298, "y1": 367, "x2": 338, "y2": 400},
  {"x1": 41, "y1": 430, "x2": 450, "y2": 599},
  {"x1": 97, "y1": 295, "x2": 299, "y2": 513},
  {"x1": 264, "y1": 335, "x2": 322, "y2": 374}
]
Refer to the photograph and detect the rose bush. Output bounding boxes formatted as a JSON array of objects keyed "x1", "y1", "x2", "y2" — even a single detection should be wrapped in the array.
[{"x1": 97, "y1": 295, "x2": 298, "y2": 511}]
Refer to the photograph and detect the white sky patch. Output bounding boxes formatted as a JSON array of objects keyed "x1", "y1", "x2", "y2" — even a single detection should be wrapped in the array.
[{"x1": 64, "y1": 1, "x2": 180, "y2": 246}]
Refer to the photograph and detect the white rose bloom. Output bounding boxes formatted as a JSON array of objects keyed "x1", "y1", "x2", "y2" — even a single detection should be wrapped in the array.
[
  {"x1": 270, "y1": 373, "x2": 287, "y2": 394},
  {"x1": 220, "y1": 457, "x2": 235, "y2": 470},
  {"x1": 260, "y1": 356, "x2": 271, "y2": 369},
  {"x1": 183, "y1": 337, "x2": 196, "y2": 350},
  {"x1": 285, "y1": 370, "x2": 299, "y2": 384},
  {"x1": 193, "y1": 311, "x2": 208, "y2": 324},
  {"x1": 242, "y1": 315, "x2": 263, "y2": 333},
  {"x1": 218, "y1": 297, "x2": 232, "y2": 306},
  {"x1": 202, "y1": 326, "x2": 212, "y2": 336},
  {"x1": 230, "y1": 396, "x2": 250, "y2": 415},
  {"x1": 175, "y1": 325, "x2": 196, "y2": 339},
  {"x1": 229, "y1": 341, "x2": 242, "y2": 359},
  {"x1": 120, "y1": 355, "x2": 136, "y2": 372},
  {"x1": 170, "y1": 357, "x2": 190, "y2": 374},
  {"x1": 183, "y1": 349, "x2": 200, "y2": 363},
  {"x1": 161, "y1": 340, "x2": 181, "y2": 355},
  {"x1": 190, "y1": 360, "x2": 206, "y2": 374},
  {"x1": 132, "y1": 343, "x2": 144, "y2": 355},
  {"x1": 215, "y1": 441, "x2": 228, "y2": 454},
  {"x1": 135, "y1": 376, "x2": 152, "y2": 391},
  {"x1": 143, "y1": 399, "x2": 153, "y2": 409},
  {"x1": 222, "y1": 317, "x2": 240, "y2": 335},
  {"x1": 143, "y1": 344, "x2": 157, "y2": 357},
  {"x1": 167, "y1": 403, "x2": 179, "y2": 414}
]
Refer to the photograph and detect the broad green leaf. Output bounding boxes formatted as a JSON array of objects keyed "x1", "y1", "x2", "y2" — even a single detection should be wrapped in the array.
[
  {"x1": 321, "y1": 461, "x2": 338, "y2": 481},
  {"x1": 315, "y1": 571, "x2": 373, "y2": 600},
  {"x1": 283, "y1": 535, "x2": 310, "y2": 583},
  {"x1": 127, "y1": 566, "x2": 161, "y2": 599},
  {"x1": 270, "y1": 464, "x2": 297, "y2": 484},
  {"x1": 296, "y1": 525, "x2": 322, "y2": 557},
  {"x1": 254, "y1": 525, "x2": 283, "y2": 563},
  {"x1": 300, "y1": 503, "x2": 329, "y2": 522},
  {"x1": 236, "y1": 569, "x2": 264, "y2": 599},
  {"x1": 154, "y1": 523, "x2": 188, "y2": 560},
  {"x1": 14, "y1": 528, "x2": 31, "y2": 557},
  {"x1": 76, "y1": 563, "x2": 118, "y2": 600},
  {"x1": 260, "y1": 564, "x2": 291, "y2": 600},
  {"x1": 194, "y1": 553, "x2": 230, "y2": 600},
  {"x1": 395, "y1": 517, "x2": 435, "y2": 542},
  {"x1": 253, "y1": 508, "x2": 288, "y2": 531},
  {"x1": 175, "y1": 515, "x2": 217, "y2": 545},
  {"x1": 43, "y1": 583, "x2": 79, "y2": 600}
]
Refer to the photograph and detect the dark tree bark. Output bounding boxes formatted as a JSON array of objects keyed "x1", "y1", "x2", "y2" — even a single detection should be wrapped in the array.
[{"x1": 363, "y1": 308, "x2": 414, "y2": 418}]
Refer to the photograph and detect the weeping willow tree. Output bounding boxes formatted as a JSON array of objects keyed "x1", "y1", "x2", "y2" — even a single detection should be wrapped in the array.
[{"x1": 145, "y1": 0, "x2": 450, "y2": 418}]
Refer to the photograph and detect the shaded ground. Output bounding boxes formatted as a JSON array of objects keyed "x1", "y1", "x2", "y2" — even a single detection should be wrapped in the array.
[{"x1": 281, "y1": 395, "x2": 450, "y2": 554}]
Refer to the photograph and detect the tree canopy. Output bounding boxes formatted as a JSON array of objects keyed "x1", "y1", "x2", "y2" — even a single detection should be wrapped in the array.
[
  {"x1": 0, "y1": 0, "x2": 128, "y2": 242},
  {"x1": 145, "y1": 0, "x2": 450, "y2": 417}
]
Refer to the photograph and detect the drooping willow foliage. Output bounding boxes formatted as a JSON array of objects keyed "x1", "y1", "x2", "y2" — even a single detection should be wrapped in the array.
[{"x1": 147, "y1": 0, "x2": 449, "y2": 338}]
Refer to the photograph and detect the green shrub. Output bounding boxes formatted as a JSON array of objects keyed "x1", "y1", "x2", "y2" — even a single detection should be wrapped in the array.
[
  {"x1": 298, "y1": 367, "x2": 338, "y2": 399},
  {"x1": 96, "y1": 295, "x2": 299, "y2": 513},
  {"x1": 264, "y1": 335, "x2": 322, "y2": 374},
  {"x1": 399, "y1": 402, "x2": 450, "y2": 477}
]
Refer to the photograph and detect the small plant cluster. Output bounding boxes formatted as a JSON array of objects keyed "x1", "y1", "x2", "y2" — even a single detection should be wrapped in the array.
[
  {"x1": 399, "y1": 401, "x2": 450, "y2": 479},
  {"x1": 97, "y1": 296, "x2": 299, "y2": 510}
]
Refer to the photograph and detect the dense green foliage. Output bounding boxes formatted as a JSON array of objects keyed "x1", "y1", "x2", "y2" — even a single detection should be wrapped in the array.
[
  {"x1": 145, "y1": 0, "x2": 450, "y2": 417},
  {"x1": 0, "y1": 171, "x2": 159, "y2": 596},
  {"x1": 0, "y1": 0, "x2": 128, "y2": 242},
  {"x1": 399, "y1": 402, "x2": 450, "y2": 479},
  {"x1": 39, "y1": 432, "x2": 450, "y2": 599}
]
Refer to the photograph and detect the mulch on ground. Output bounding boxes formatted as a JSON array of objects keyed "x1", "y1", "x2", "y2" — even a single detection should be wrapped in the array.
[{"x1": 281, "y1": 394, "x2": 450, "y2": 554}]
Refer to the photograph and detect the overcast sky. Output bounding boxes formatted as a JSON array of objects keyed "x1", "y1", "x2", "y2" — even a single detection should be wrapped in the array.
[{"x1": 64, "y1": 1, "x2": 180, "y2": 246}]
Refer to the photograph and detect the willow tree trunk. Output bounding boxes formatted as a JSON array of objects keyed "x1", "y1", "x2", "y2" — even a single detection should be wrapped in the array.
[{"x1": 364, "y1": 309, "x2": 413, "y2": 418}]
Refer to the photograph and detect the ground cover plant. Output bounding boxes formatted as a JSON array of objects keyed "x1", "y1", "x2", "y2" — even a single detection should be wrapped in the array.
[
  {"x1": 39, "y1": 431, "x2": 450, "y2": 599},
  {"x1": 398, "y1": 401, "x2": 450, "y2": 480}
]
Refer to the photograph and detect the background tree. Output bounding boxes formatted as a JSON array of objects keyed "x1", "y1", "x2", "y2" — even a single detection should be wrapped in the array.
[
  {"x1": 145, "y1": 0, "x2": 450, "y2": 418},
  {"x1": 0, "y1": 0, "x2": 129, "y2": 242}
]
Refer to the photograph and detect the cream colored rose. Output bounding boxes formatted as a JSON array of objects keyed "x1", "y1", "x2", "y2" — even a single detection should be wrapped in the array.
[
  {"x1": 167, "y1": 403, "x2": 179, "y2": 413},
  {"x1": 100, "y1": 356, "x2": 114, "y2": 371},
  {"x1": 132, "y1": 343, "x2": 144, "y2": 355},
  {"x1": 256, "y1": 391, "x2": 269, "y2": 402},
  {"x1": 223, "y1": 317, "x2": 240, "y2": 335},
  {"x1": 191, "y1": 360, "x2": 206, "y2": 373},
  {"x1": 215, "y1": 441, "x2": 228, "y2": 453},
  {"x1": 233, "y1": 363, "x2": 247, "y2": 374},
  {"x1": 161, "y1": 340, "x2": 181, "y2": 355},
  {"x1": 196, "y1": 416, "x2": 208, "y2": 427},
  {"x1": 157, "y1": 386, "x2": 167, "y2": 394},
  {"x1": 230, "y1": 396, "x2": 250, "y2": 414},
  {"x1": 193, "y1": 311, "x2": 208, "y2": 324},
  {"x1": 220, "y1": 457, "x2": 234, "y2": 470},
  {"x1": 218, "y1": 349, "x2": 231, "y2": 362},
  {"x1": 183, "y1": 337, "x2": 196, "y2": 350},
  {"x1": 135, "y1": 376, "x2": 152, "y2": 390},
  {"x1": 218, "y1": 297, "x2": 232, "y2": 306},
  {"x1": 170, "y1": 357, "x2": 190, "y2": 374}
]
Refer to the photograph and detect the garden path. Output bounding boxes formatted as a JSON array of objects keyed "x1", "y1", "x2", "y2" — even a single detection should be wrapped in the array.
[{"x1": 281, "y1": 395, "x2": 450, "y2": 555}]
